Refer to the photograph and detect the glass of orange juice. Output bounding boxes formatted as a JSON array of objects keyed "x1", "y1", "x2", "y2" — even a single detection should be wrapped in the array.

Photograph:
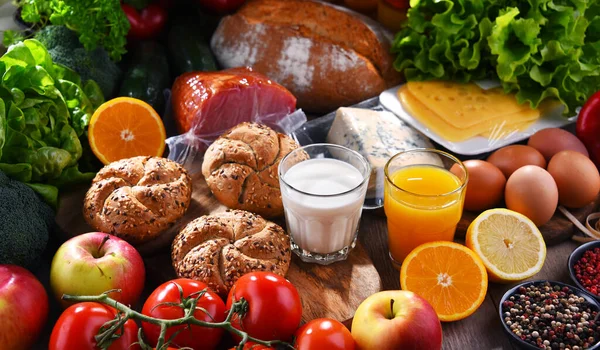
[{"x1": 384, "y1": 148, "x2": 468, "y2": 268}]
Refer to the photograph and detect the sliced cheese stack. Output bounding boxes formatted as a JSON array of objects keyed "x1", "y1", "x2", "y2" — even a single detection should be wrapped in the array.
[
  {"x1": 326, "y1": 107, "x2": 437, "y2": 199},
  {"x1": 398, "y1": 81, "x2": 541, "y2": 142}
]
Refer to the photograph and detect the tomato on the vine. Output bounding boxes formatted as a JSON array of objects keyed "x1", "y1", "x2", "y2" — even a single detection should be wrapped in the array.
[
  {"x1": 295, "y1": 318, "x2": 355, "y2": 350},
  {"x1": 228, "y1": 342, "x2": 274, "y2": 350},
  {"x1": 141, "y1": 278, "x2": 226, "y2": 349},
  {"x1": 49, "y1": 302, "x2": 138, "y2": 350},
  {"x1": 226, "y1": 272, "x2": 302, "y2": 342}
]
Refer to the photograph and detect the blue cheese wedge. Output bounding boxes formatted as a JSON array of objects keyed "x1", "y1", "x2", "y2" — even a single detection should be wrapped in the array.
[{"x1": 326, "y1": 107, "x2": 437, "y2": 199}]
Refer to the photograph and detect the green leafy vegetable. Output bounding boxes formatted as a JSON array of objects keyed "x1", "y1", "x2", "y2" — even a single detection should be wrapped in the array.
[
  {"x1": 8, "y1": 0, "x2": 130, "y2": 61},
  {"x1": 0, "y1": 39, "x2": 102, "y2": 207},
  {"x1": 393, "y1": 0, "x2": 600, "y2": 115}
]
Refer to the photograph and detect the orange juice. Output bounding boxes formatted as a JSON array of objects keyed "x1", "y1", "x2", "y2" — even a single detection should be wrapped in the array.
[{"x1": 384, "y1": 165, "x2": 465, "y2": 265}]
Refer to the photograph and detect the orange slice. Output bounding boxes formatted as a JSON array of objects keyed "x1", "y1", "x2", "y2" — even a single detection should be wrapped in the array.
[
  {"x1": 400, "y1": 241, "x2": 488, "y2": 322},
  {"x1": 89, "y1": 97, "x2": 166, "y2": 164}
]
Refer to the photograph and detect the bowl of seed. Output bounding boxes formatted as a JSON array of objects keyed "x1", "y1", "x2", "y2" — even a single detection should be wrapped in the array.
[
  {"x1": 499, "y1": 280, "x2": 600, "y2": 350},
  {"x1": 569, "y1": 241, "x2": 600, "y2": 300}
]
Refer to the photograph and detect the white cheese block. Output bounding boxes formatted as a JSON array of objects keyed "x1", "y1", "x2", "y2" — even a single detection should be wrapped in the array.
[{"x1": 326, "y1": 107, "x2": 438, "y2": 199}]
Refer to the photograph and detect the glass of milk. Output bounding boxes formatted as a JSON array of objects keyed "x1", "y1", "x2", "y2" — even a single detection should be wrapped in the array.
[{"x1": 278, "y1": 143, "x2": 371, "y2": 265}]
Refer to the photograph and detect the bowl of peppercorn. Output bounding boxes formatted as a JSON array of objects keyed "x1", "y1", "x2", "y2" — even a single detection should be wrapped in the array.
[
  {"x1": 499, "y1": 280, "x2": 600, "y2": 350},
  {"x1": 569, "y1": 241, "x2": 600, "y2": 300}
]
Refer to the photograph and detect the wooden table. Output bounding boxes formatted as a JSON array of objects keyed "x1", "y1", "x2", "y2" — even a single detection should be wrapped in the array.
[
  {"x1": 32, "y1": 209, "x2": 581, "y2": 350},
  {"x1": 357, "y1": 211, "x2": 581, "y2": 350}
]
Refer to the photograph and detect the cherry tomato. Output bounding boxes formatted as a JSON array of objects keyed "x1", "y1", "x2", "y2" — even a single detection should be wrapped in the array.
[
  {"x1": 383, "y1": 0, "x2": 410, "y2": 9},
  {"x1": 226, "y1": 272, "x2": 302, "y2": 341},
  {"x1": 295, "y1": 318, "x2": 355, "y2": 350},
  {"x1": 141, "y1": 279, "x2": 226, "y2": 349},
  {"x1": 122, "y1": 3, "x2": 168, "y2": 40},
  {"x1": 49, "y1": 302, "x2": 138, "y2": 350}
]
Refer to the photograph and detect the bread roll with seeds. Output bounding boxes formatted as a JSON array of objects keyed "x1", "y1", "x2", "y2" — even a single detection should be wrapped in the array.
[
  {"x1": 171, "y1": 210, "x2": 291, "y2": 294},
  {"x1": 83, "y1": 156, "x2": 192, "y2": 245},
  {"x1": 202, "y1": 122, "x2": 301, "y2": 218}
]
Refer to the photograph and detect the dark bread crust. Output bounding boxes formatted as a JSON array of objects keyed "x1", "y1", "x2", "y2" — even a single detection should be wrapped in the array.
[{"x1": 171, "y1": 210, "x2": 291, "y2": 295}]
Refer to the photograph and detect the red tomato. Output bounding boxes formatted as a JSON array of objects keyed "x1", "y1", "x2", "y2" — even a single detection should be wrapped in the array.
[
  {"x1": 229, "y1": 342, "x2": 274, "y2": 350},
  {"x1": 295, "y1": 318, "x2": 355, "y2": 350},
  {"x1": 122, "y1": 3, "x2": 168, "y2": 40},
  {"x1": 226, "y1": 272, "x2": 302, "y2": 341},
  {"x1": 49, "y1": 302, "x2": 138, "y2": 350},
  {"x1": 0, "y1": 265, "x2": 48, "y2": 349},
  {"x1": 577, "y1": 90, "x2": 600, "y2": 168},
  {"x1": 141, "y1": 279, "x2": 226, "y2": 349}
]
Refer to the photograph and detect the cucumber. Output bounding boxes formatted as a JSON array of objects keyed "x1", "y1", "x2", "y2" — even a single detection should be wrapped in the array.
[
  {"x1": 168, "y1": 22, "x2": 218, "y2": 77},
  {"x1": 119, "y1": 41, "x2": 171, "y2": 114}
]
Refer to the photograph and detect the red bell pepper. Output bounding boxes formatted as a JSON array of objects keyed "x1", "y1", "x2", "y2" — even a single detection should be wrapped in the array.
[
  {"x1": 576, "y1": 90, "x2": 600, "y2": 168},
  {"x1": 383, "y1": 0, "x2": 411, "y2": 9},
  {"x1": 122, "y1": 3, "x2": 168, "y2": 40},
  {"x1": 197, "y1": 0, "x2": 246, "y2": 13}
]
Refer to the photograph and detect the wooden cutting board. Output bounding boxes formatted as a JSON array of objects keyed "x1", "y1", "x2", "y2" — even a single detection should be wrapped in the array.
[
  {"x1": 455, "y1": 195, "x2": 600, "y2": 245},
  {"x1": 55, "y1": 172, "x2": 382, "y2": 323}
]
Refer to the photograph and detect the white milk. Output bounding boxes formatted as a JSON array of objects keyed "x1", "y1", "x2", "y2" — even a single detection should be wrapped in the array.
[{"x1": 281, "y1": 158, "x2": 367, "y2": 254}]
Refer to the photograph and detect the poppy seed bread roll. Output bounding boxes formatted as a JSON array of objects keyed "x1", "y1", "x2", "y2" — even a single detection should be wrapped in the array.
[
  {"x1": 171, "y1": 210, "x2": 291, "y2": 294},
  {"x1": 83, "y1": 156, "x2": 192, "y2": 245},
  {"x1": 201, "y1": 122, "x2": 301, "y2": 218}
]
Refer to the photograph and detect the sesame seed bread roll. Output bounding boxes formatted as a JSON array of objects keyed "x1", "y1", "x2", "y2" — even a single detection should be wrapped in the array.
[
  {"x1": 171, "y1": 210, "x2": 291, "y2": 295},
  {"x1": 201, "y1": 122, "x2": 302, "y2": 218},
  {"x1": 83, "y1": 156, "x2": 193, "y2": 245}
]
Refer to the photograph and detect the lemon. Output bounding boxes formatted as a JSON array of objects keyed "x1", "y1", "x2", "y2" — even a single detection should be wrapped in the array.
[{"x1": 466, "y1": 208, "x2": 546, "y2": 283}]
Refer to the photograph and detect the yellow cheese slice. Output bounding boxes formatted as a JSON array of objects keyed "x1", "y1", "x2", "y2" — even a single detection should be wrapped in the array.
[
  {"x1": 406, "y1": 81, "x2": 538, "y2": 129},
  {"x1": 398, "y1": 86, "x2": 540, "y2": 142}
]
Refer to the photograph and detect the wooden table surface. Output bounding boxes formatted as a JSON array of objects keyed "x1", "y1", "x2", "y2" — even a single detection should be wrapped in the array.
[
  {"x1": 356, "y1": 211, "x2": 581, "y2": 350},
  {"x1": 31, "y1": 208, "x2": 581, "y2": 350}
]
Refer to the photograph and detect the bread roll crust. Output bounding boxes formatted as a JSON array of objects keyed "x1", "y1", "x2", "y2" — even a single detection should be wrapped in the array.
[
  {"x1": 83, "y1": 156, "x2": 192, "y2": 245},
  {"x1": 171, "y1": 210, "x2": 291, "y2": 295},
  {"x1": 202, "y1": 123, "x2": 300, "y2": 218}
]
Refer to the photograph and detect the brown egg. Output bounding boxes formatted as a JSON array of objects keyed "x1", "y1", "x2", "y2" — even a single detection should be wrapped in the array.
[
  {"x1": 505, "y1": 165, "x2": 558, "y2": 226},
  {"x1": 487, "y1": 145, "x2": 547, "y2": 178},
  {"x1": 547, "y1": 150, "x2": 600, "y2": 208},
  {"x1": 528, "y1": 128, "x2": 589, "y2": 162},
  {"x1": 457, "y1": 160, "x2": 506, "y2": 212}
]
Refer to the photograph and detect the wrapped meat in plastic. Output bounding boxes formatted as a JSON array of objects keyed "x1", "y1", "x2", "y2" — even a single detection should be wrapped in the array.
[{"x1": 166, "y1": 67, "x2": 307, "y2": 171}]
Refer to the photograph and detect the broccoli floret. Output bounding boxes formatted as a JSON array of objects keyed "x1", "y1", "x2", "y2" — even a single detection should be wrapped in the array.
[
  {"x1": 35, "y1": 25, "x2": 122, "y2": 98},
  {"x1": 0, "y1": 170, "x2": 54, "y2": 271}
]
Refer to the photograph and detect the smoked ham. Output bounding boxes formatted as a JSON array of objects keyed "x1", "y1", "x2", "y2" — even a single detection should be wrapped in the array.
[{"x1": 171, "y1": 67, "x2": 297, "y2": 139}]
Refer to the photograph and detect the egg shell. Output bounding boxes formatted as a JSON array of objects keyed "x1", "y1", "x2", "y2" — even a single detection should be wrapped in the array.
[
  {"x1": 527, "y1": 128, "x2": 589, "y2": 162},
  {"x1": 487, "y1": 145, "x2": 547, "y2": 178},
  {"x1": 547, "y1": 150, "x2": 600, "y2": 208},
  {"x1": 505, "y1": 165, "x2": 558, "y2": 227},
  {"x1": 457, "y1": 160, "x2": 506, "y2": 212}
]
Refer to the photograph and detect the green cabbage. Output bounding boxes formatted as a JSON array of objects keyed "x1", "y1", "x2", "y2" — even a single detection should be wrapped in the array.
[
  {"x1": 392, "y1": 0, "x2": 600, "y2": 115},
  {"x1": 0, "y1": 39, "x2": 104, "y2": 207}
]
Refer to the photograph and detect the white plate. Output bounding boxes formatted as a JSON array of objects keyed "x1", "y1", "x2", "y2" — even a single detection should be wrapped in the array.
[{"x1": 379, "y1": 85, "x2": 578, "y2": 155}]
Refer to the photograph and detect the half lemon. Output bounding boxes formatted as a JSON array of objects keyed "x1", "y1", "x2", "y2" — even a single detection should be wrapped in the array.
[{"x1": 466, "y1": 208, "x2": 546, "y2": 283}]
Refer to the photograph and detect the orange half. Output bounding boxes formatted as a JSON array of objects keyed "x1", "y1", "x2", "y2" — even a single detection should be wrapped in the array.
[
  {"x1": 400, "y1": 241, "x2": 488, "y2": 322},
  {"x1": 89, "y1": 97, "x2": 166, "y2": 165}
]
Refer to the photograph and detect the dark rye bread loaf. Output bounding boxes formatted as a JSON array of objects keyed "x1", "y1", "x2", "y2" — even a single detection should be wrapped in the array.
[
  {"x1": 171, "y1": 210, "x2": 291, "y2": 295},
  {"x1": 210, "y1": 0, "x2": 402, "y2": 113}
]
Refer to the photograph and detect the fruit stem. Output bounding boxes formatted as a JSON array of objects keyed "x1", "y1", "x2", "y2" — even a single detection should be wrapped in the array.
[
  {"x1": 62, "y1": 288, "x2": 295, "y2": 350},
  {"x1": 390, "y1": 299, "x2": 395, "y2": 319},
  {"x1": 95, "y1": 235, "x2": 111, "y2": 258}
]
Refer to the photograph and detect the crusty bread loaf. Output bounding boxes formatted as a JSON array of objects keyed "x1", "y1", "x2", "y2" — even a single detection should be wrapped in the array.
[
  {"x1": 210, "y1": 0, "x2": 402, "y2": 113},
  {"x1": 202, "y1": 123, "x2": 300, "y2": 218},
  {"x1": 83, "y1": 156, "x2": 192, "y2": 245},
  {"x1": 171, "y1": 210, "x2": 291, "y2": 295}
]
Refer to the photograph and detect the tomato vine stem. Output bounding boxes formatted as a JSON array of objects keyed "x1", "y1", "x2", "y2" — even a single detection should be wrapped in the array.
[{"x1": 62, "y1": 289, "x2": 295, "y2": 350}]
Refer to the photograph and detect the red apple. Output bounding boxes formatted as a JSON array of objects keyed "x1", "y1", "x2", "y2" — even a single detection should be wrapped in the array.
[
  {"x1": 0, "y1": 265, "x2": 48, "y2": 349},
  {"x1": 351, "y1": 290, "x2": 442, "y2": 350},
  {"x1": 50, "y1": 232, "x2": 145, "y2": 307}
]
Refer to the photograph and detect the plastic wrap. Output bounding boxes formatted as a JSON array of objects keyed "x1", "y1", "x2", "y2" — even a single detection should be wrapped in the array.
[{"x1": 165, "y1": 69, "x2": 307, "y2": 173}]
